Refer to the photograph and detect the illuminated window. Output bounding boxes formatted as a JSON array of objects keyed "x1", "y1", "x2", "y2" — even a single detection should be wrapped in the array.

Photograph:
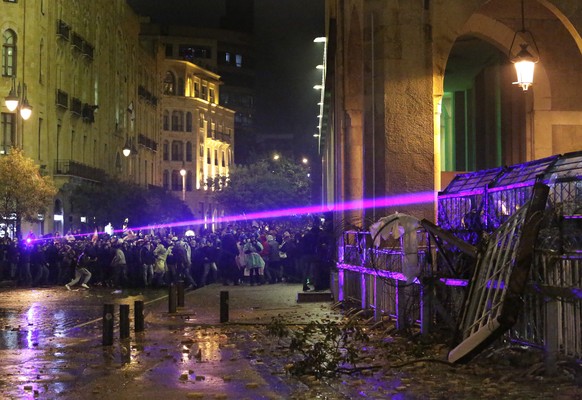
[
  {"x1": 235, "y1": 54, "x2": 242, "y2": 67},
  {"x1": 185, "y1": 77, "x2": 192, "y2": 97},
  {"x1": 2, "y1": 29, "x2": 16, "y2": 76},
  {"x1": 163, "y1": 71, "x2": 175, "y2": 95},
  {"x1": 225, "y1": 52, "x2": 230, "y2": 63}
]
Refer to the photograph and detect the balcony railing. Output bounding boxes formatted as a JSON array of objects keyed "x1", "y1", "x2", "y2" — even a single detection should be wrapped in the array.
[
  {"x1": 71, "y1": 32, "x2": 83, "y2": 51},
  {"x1": 56, "y1": 20, "x2": 71, "y2": 40},
  {"x1": 138, "y1": 85, "x2": 157, "y2": 106},
  {"x1": 82, "y1": 103, "x2": 96, "y2": 123},
  {"x1": 207, "y1": 128, "x2": 231, "y2": 144},
  {"x1": 56, "y1": 89, "x2": 69, "y2": 109},
  {"x1": 138, "y1": 133, "x2": 158, "y2": 152},
  {"x1": 82, "y1": 41, "x2": 94, "y2": 59},
  {"x1": 53, "y1": 160, "x2": 106, "y2": 182},
  {"x1": 70, "y1": 97, "x2": 82, "y2": 116}
]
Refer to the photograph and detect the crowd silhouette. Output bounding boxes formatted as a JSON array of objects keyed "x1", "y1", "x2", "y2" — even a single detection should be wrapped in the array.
[{"x1": 0, "y1": 217, "x2": 334, "y2": 293}]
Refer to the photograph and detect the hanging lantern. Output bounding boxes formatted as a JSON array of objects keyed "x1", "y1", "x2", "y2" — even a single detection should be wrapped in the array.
[
  {"x1": 509, "y1": 0, "x2": 539, "y2": 91},
  {"x1": 512, "y1": 44, "x2": 536, "y2": 91}
]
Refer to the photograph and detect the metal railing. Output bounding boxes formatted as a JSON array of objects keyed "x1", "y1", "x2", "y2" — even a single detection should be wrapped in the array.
[
  {"x1": 53, "y1": 160, "x2": 106, "y2": 182},
  {"x1": 333, "y1": 229, "x2": 582, "y2": 363}
]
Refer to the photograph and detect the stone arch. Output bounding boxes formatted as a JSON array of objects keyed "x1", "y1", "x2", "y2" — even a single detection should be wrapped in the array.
[
  {"x1": 458, "y1": 13, "x2": 551, "y2": 111},
  {"x1": 538, "y1": 0, "x2": 582, "y2": 53}
]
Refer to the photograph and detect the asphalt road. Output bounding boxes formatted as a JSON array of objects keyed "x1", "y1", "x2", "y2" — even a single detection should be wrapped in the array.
[
  {"x1": 1, "y1": 284, "x2": 580, "y2": 400},
  {"x1": 0, "y1": 283, "x2": 359, "y2": 400}
]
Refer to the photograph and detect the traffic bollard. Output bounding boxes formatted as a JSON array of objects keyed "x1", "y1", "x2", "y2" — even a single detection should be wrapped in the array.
[
  {"x1": 102, "y1": 304, "x2": 114, "y2": 346},
  {"x1": 220, "y1": 290, "x2": 229, "y2": 323},
  {"x1": 177, "y1": 281, "x2": 185, "y2": 307},
  {"x1": 120, "y1": 304, "x2": 130, "y2": 339},
  {"x1": 134, "y1": 300, "x2": 144, "y2": 332},
  {"x1": 168, "y1": 284, "x2": 177, "y2": 313}
]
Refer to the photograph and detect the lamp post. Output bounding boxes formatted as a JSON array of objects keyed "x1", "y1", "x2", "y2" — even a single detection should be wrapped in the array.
[
  {"x1": 4, "y1": 76, "x2": 32, "y2": 152},
  {"x1": 5, "y1": 76, "x2": 32, "y2": 120},
  {"x1": 122, "y1": 139, "x2": 131, "y2": 157},
  {"x1": 314, "y1": 37, "x2": 326, "y2": 155},
  {"x1": 508, "y1": 0, "x2": 539, "y2": 91},
  {"x1": 180, "y1": 163, "x2": 187, "y2": 201}
]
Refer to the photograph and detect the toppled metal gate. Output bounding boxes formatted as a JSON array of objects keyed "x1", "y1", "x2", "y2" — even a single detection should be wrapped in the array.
[
  {"x1": 445, "y1": 183, "x2": 549, "y2": 363},
  {"x1": 334, "y1": 151, "x2": 582, "y2": 365}
]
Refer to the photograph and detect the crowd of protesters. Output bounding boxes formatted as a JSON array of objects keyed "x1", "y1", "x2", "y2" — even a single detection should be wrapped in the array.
[{"x1": 0, "y1": 216, "x2": 334, "y2": 293}]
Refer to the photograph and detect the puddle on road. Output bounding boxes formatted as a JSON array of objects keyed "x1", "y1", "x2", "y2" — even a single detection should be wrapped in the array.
[{"x1": 0, "y1": 328, "x2": 43, "y2": 350}]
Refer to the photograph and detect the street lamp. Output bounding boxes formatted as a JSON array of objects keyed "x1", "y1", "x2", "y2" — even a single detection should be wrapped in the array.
[
  {"x1": 314, "y1": 36, "x2": 327, "y2": 155},
  {"x1": 122, "y1": 137, "x2": 138, "y2": 157},
  {"x1": 273, "y1": 153, "x2": 280, "y2": 161},
  {"x1": 4, "y1": 76, "x2": 32, "y2": 120},
  {"x1": 180, "y1": 163, "x2": 187, "y2": 201},
  {"x1": 508, "y1": 0, "x2": 539, "y2": 91},
  {"x1": 302, "y1": 157, "x2": 308, "y2": 164},
  {"x1": 122, "y1": 139, "x2": 131, "y2": 157}
]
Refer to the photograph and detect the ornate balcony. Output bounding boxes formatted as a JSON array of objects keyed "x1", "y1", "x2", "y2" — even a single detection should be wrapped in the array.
[{"x1": 53, "y1": 160, "x2": 106, "y2": 182}]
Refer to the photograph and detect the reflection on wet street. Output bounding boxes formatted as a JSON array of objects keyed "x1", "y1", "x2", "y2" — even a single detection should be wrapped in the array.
[{"x1": 0, "y1": 284, "x2": 359, "y2": 400}]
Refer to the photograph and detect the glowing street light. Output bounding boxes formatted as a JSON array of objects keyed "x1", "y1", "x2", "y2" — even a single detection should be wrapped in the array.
[
  {"x1": 4, "y1": 76, "x2": 32, "y2": 120},
  {"x1": 122, "y1": 140, "x2": 131, "y2": 157},
  {"x1": 508, "y1": 0, "x2": 539, "y2": 91},
  {"x1": 180, "y1": 163, "x2": 187, "y2": 201},
  {"x1": 273, "y1": 153, "x2": 280, "y2": 161}
]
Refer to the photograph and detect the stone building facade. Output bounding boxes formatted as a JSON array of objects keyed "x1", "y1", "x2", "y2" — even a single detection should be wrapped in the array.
[
  {"x1": 139, "y1": 22, "x2": 255, "y2": 165},
  {"x1": 160, "y1": 59, "x2": 234, "y2": 230},
  {"x1": 1, "y1": 0, "x2": 234, "y2": 236},
  {"x1": 322, "y1": 0, "x2": 582, "y2": 228}
]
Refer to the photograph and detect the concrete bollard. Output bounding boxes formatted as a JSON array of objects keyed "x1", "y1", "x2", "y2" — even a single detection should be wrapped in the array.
[
  {"x1": 102, "y1": 304, "x2": 114, "y2": 346},
  {"x1": 220, "y1": 290, "x2": 229, "y2": 323},
  {"x1": 134, "y1": 300, "x2": 144, "y2": 332},
  {"x1": 168, "y1": 284, "x2": 177, "y2": 313},
  {"x1": 120, "y1": 304, "x2": 130, "y2": 339},
  {"x1": 177, "y1": 281, "x2": 185, "y2": 308}
]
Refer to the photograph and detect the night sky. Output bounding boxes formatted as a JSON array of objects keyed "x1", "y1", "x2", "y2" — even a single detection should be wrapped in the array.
[{"x1": 127, "y1": 0, "x2": 325, "y2": 156}]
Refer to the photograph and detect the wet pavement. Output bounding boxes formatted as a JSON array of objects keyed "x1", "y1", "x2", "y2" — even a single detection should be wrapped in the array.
[
  {"x1": 0, "y1": 283, "x2": 356, "y2": 400},
  {"x1": 2, "y1": 284, "x2": 580, "y2": 400}
]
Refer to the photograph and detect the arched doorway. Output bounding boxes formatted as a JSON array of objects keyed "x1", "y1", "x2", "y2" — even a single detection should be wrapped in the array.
[{"x1": 442, "y1": 36, "x2": 527, "y2": 173}]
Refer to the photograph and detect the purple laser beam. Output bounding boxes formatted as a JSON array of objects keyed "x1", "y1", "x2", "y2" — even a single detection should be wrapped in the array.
[{"x1": 36, "y1": 191, "x2": 435, "y2": 241}]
